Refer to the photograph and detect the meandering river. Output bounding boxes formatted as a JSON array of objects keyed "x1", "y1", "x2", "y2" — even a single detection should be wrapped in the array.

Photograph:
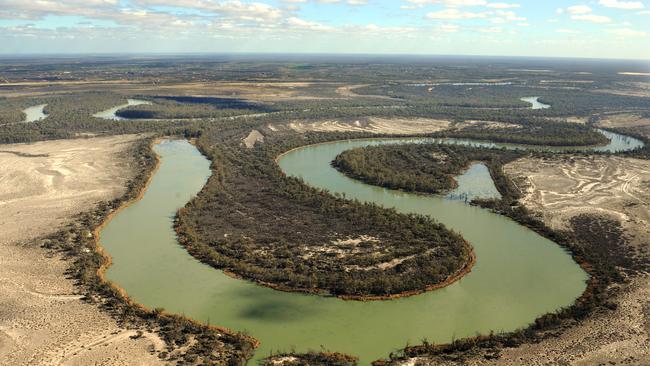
[
  {"x1": 521, "y1": 96, "x2": 551, "y2": 110},
  {"x1": 93, "y1": 99, "x2": 151, "y2": 120},
  {"x1": 99, "y1": 130, "x2": 643, "y2": 365}
]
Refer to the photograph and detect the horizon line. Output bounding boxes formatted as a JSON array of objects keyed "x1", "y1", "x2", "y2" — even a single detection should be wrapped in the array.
[{"x1": 0, "y1": 52, "x2": 648, "y2": 63}]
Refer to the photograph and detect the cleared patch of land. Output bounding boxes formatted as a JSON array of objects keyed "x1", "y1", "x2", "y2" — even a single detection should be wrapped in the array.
[
  {"x1": 505, "y1": 156, "x2": 650, "y2": 250},
  {"x1": 336, "y1": 84, "x2": 397, "y2": 100},
  {"x1": 453, "y1": 120, "x2": 522, "y2": 129},
  {"x1": 243, "y1": 129, "x2": 264, "y2": 148},
  {"x1": 285, "y1": 117, "x2": 450, "y2": 134},
  {"x1": 595, "y1": 81, "x2": 650, "y2": 98},
  {"x1": 0, "y1": 135, "x2": 163, "y2": 366},
  {"x1": 618, "y1": 72, "x2": 650, "y2": 76},
  {"x1": 598, "y1": 113, "x2": 650, "y2": 129}
]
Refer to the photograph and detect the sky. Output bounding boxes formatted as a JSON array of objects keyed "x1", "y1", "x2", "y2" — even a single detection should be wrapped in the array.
[{"x1": 0, "y1": 0, "x2": 648, "y2": 59}]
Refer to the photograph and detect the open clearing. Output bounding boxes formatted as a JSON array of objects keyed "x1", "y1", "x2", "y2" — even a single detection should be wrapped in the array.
[
  {"x1": 0, "y1": 135, "x2": 163, "y2": 366},
  {"x1": 598, "y1": 113, "x2": 650, "y2": 129},
  {"x1": 284, "y1": 117, "x2": 451, "y2": 134},
  {"x1": 504, "y1": 155, "x2": 650, "y2": 248}
]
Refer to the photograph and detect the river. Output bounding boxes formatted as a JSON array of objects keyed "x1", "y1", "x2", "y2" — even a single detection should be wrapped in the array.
[
  {"x1": 93, "y1": 99, "x2": 151, "y2": 120},
  {"x1": 98, "y1": 131, "x2": 642, "y2": 365},
  {"x1": 521, "y1": 96, "x2": 551, "y2": 110},
  {"x1": 22, "y1": 104, "x2": 47, "y2": 122}
]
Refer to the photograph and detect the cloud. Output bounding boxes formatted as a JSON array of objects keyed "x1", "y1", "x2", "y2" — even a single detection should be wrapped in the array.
[
  {"x1": 404, "y1": 0, "x2": 519, "y2": 9},
  {"x1": 478, "y1": 26, "x2": 502, "y2": 32},
  {"x1": 606, "y1": 27, "x2": 647, "y2": 36},
  {"x1": 286, "y1": 17, "x2": 332, "y2": 31},
  {"x1": 406, "y1": 0, "x2": 488, "y2": 7},
  {"x1": 566, "y1": 5, "x2": 592, "y2": 14},
  {"x1": 437, "y1": 23, "x2": 460, "y2": 32},
  {"x1": 556, "y1": 28, "x2": 581, "y2": 34},
  {"x1": 559, "y1": 4, "x2": 614, "y2": 24},
  {"x1": 426, "y1": 9, "x2": 487, "y2": 19},
  {"x1": 486, "y1": 2, "x2": 520, "y2": 9},
  {"x1": 599, "y1": 0, "x2": 645, "y2": 10},
  {"x1": 132, "y1": 0, "x2": 285, "y2": 22},
  {"x1": 490, "y1": 9, "x2": 525, "y2": 22},
  {"x1": 571, "y1": 14, "x2": 612, "y2": 23}
]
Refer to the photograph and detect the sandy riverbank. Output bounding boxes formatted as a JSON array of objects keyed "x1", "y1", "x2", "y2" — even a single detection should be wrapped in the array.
[{"x1": 0, "y1": 135, "x2": 164, "y2": 366}]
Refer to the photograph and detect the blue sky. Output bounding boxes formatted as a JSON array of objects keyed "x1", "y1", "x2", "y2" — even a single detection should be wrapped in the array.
[{"x1": 0, "y1": 0, "x2": 648, "y2": 59}]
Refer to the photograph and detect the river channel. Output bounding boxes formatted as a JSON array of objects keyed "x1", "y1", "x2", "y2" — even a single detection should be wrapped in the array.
[{"x1": 99, "y1": 130, "x2": 642, "y2": 364}]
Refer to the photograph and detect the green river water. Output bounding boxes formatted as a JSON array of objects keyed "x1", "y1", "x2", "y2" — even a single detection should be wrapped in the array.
[{"x1": 100, "y1": 131, "x2": 643, "y2": 365}]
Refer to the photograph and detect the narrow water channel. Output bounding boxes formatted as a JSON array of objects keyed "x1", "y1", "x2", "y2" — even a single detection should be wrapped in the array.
[
  {"x1": 22, "y1": 104, "x2": 47, "y2": 122},
  {"x1": 97, "y1": 131, "x2": 646, "y2": 364},
  {"x1": 520, "y1": 96, "x2": 550, "y2": 109},
  {"x1": 93, "y1": 99, "x2": 151, "y2": 120}
]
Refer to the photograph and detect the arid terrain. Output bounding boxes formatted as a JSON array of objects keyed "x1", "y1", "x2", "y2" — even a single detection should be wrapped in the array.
[
  {"x1": 598, "y1": 113, "x2": 650, "y2": 129},
  {"x1": 447, "y1": 155, "x2": 650, "y2": 366},
  {"x1": 281, "y1": 117, "x2": 450, "y2": 134},
  {"x1": 506, "y1": 155, "x2": 650, "y2": 247},
  {"x1": 0, "y1": 135, "x2": 163, "y2": 366}
]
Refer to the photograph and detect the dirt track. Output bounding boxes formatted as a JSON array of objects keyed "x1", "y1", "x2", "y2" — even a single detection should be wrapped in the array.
[{"x1": 0, "y1": 135, "x2": 163, "y2": 366}]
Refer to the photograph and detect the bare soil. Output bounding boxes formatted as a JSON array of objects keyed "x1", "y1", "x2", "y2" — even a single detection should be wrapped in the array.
[
  {"x1": 505, "y1": 156, "x2": 650, "y2": 253},
  {"x1": 243, "y1": 129, "x2": 264, "y2": 148},
  {"x1": 598, "y1": 113, "x2": 650, "y2": 129},
  {"x1": 0, "y1": 135, "x2": 164, "y2": 366},
  {"x1": 284, "y1": 117, "x2": 450, "y2": 134}
]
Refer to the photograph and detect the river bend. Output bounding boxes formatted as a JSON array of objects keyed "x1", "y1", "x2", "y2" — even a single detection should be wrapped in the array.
[{"x1": 99, "y1": 131, "x2": 642, "y2": 364}]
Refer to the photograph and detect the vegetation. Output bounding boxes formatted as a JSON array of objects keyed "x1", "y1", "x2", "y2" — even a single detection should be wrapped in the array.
[
  {"x1": 333, "y1": 144, "x2": 525, "y2": 195},
  {"x1": 262, "y1": 351, "x2": 358, "y2": 366},
  {"x1": 0, "y1": 98, "x2": 27, "y2": 124},
  {"x1": 176, "y1": 130, "x2": 473, "y2": 298},
  {"x1": 436, "y1": 118, "x2": 609, "y2": 146}
]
